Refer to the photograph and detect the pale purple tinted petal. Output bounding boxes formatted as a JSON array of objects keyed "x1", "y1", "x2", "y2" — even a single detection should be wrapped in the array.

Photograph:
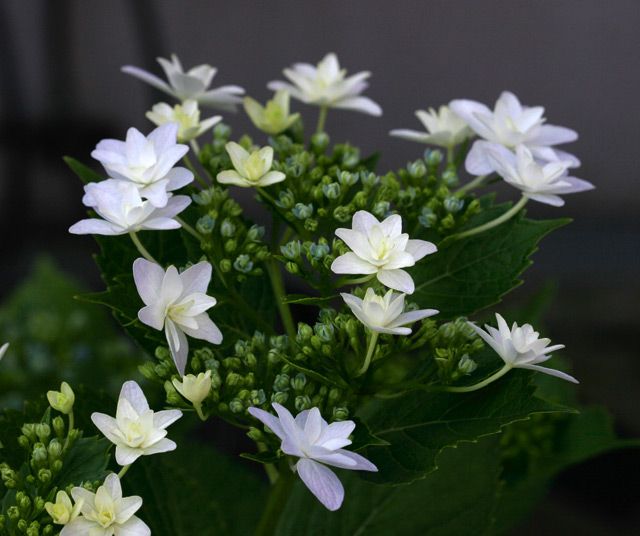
[
  {"x1": 165, "y1": 321, "x2": 189, "y2": 375},
  {"x1": 132, "y1": 258, "x2": 165, "y2": 306},
  {"x1": 180, "y1": 262, "x2": 212, "y2": 295},
  {"x1": 314, "y1": 449, "x2": 378, "y2": 472},
  {"x1": 296, "y1": 459, "x2": 344, "y2": 511},
  {"x1": 316, "y1": 421, "x2": 355, "y2": 448},
  {"x1": 528, "y1": 124, "x2": 578, "y2": 146},
  {"x1": 90, "y1": 413, "x2": 120, "y2": 444},
  {"x1": 120, "y1": 381, "x2": 149, "y2": 414},
  {"x1": 68, "y1": 219, "x2": 123, "y2": 235},
  {"x1": 181, "y1": 314, "x2": 223, "y2": 344},
  {"x1": 248, "y1": 407, "x2": 286, "y2": 440},
  {"x1": 165, "y1": 167, "x2": 194, "y2": 190}
]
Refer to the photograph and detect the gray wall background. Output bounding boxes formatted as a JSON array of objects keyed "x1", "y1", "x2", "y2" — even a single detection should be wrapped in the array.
[{"x1": 1, "y1": 1, "x2": 639, "y2": 533}]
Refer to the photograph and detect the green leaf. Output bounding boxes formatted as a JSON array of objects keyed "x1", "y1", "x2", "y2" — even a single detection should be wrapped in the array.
[
  {"x1": 282, "y1": 294, "x2": 337, "y2": 306},
  {"x1": 494, "y1": 407, "x2": 640, "y2": 533},
  {"x1": 54, "y1": 436, "x2": 111, "y2": 488},
  {"x1": 411, "y1": 212, "x2": 569, "y2": 319},
  {"x1": 63, "y1": 156, "x2": 104, "y2": 184},
  {"x1": 275, "y1": 436, "x2": 502, "y2": 536},
  {"x1": 126, "y1": 440, "x2": 268, "y2": 536},
  {"x1": 358, "y1": 371, "x2": 573, "y2": 484}
]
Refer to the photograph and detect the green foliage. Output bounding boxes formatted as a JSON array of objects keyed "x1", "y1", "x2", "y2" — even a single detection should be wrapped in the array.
[
  {"x1": 411, "y1": 208, "x2": 569, "y2": 319},
  {"x1": 0, "y1": 258, "x2": 142, "y2": 409},
  {"x1": 126, "y1": 440, "x2": 268, "y2": 536},
  {"x1": 357, "y1": 371, "x2": 571, "y2": 484}
]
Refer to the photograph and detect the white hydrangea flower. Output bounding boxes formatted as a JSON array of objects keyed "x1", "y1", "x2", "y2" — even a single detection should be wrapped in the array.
[
  {"x1": 469, "y1": 313, "x2": 578, "y2": 383},
  {"x1": 217, "y1": 142, "x2": 286, "y2": 188},
  {"x1": 68, "y1": 179, "x2": 191, "y2": 236},
  {"x1": 390, "y1": 105, "x2": 472, "y2": 148},
  {"x1": 0, "y1": 342, "x2": 8, "y2": 361},
  {"x1": 243, "y1": 90, "x2": 300, "y2": 135},
  {"x1": 47, "y1": 381, "x2": 75, "y2": 414},
  {"x1": 91, "y1": 123, "x2": 193, "y2": 208},
  {"x1": 248, "y1": 403, "x2": 377, "y2": 511},
  {"x1": 146, "y1": 100, "x2": 222, "y2": 142},
  {"x1": 268, "y1": 53, "x2": 382, "y2": 116},
  {"x1": 122, "y1": 53, "x2": 245, "y2": 111},
  {"x1": 484, "y1": 144, "x2": 594, "y2": 206},
  {"x1": 133, "y1": 258, "x2": 222, "y2": 374},
  {"x1": 91, "y1": 381, "x2": 182, "y2": 466},
  {"x1": 450, "y1": 91, "x2": 580, "y2": 175},
  {"x1": 45, "y1": 491, "x2": 82, "y2": 526},
  {"x1": 331, "y1": 211, "x2": 437, "y2": 294},
  {"x1": 63, "y1": 473, "x2": 149, "y2": 536},
  {"x1": 341, "y1": 288, "x2": 438, "y2": 335},
  {"x1": 172, "y1": 370, "x2": 212, "y2": 407}
]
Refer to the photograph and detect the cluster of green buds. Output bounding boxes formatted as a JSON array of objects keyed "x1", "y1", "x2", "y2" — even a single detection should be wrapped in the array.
[
  {"x1": 500, "y1": 412, "x2": 568, "y2": 482},
  {"x1": 278, "y1": 237, "x2": 342, "y2": 287},
  {"x1": 0, "y1": 383, "x2": 88, "y2": 536},
  {"x1": 428, "y1": 318, "x2": 483, "y2": 384},
  {"x1": 192, "y1": 185, "x2": 269, "y2": 282}
]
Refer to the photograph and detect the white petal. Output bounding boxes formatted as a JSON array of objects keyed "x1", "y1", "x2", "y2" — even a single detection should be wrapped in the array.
[
  {"x1": 377, "y1": 269, "x2": 415, "y2": 294},
  {"x1": 117, "y1": 515, "x2": 151, "y2": 536},
  {"x1": 449, "y1": 99, "x2": 494, "y2": 139},
  {"x1": 103, "y1": 473, "x2": 122, "y2": 500},
  {"x1": 405, "y1": 239, "x2": 437, "y2": 261},
  {"x1": 316, "y1": 420, "x2": 355, "y2": 448},
  {"x1": 331, "y1": 253, "x2": 377, "y2": 275},
  {"x1": 313, "y1": 449, "x2": 378, "y2": 472},
  {"x1": 248, "y1": 407, "x2": 286, "y2": 440},
  {"x1": 303, "y1": 408, "x2": 323, "y2": 443},
  {"x1": 115, "y1": 445, "x2": 143, "y2": 466},
  {"x1": 165, "y1": 320, "x2": 189, "y2": 374},
  {"x1": 115, "y1": 495, "x2": 143, "y2": 525},
  {"x1": 258, "y1": 171, "x2": 286, "y2": 186},
  {"x1": 379, "y1": 214, "x2": 402, "y2": 237},
  {"x1": 517, "y1": 363, "x2": 579, "y2": 383},
  {"x1": 138, "y1": 304, "x2": 165, "y2": 330},
  {"x1": 181, "y1": 313, "x2": 223, "y2": 344},
  {"x1": 351, "y1": 210, "x2": 380, "y2": 233},
  {"x1": 225, "y1": 142, "x2": 249, "y2": 173},
  {"x1": 389, "y1": 129, "x2": 431, "y2": 143},
  {"x1": 389, "y1": 308, "x2": 439, "y2": 327},
  {"x1": 180, "y1": 262, "x2": 212, "y2": 295},
  {"x1": 528, "y1": 124, "x2": 578, "y2": 146},
  {"x1": 164, "y1": 167, "x2": 194, "y2": 191},
  {"x1": 120, "y1": 381, "x2": 150, "y2": 414},
  {"x1": 153, "y1": 409, "x2": 182, "y2": 429},
  {"x1": 68, "y1": 219, "x2": 123, "y2": 236},
  {"x1": 60, "y1": 518, "x2": 97, "y2": 536},
  {"x1": 132, "y1": 258, "x2": 165, "y2": 306},
  {"x1": 90, "y1": 413, "x2": 121, "y2": 444},
  {"x1": 525, "y1": 193, "x2": 565, "y2": 207},
  {"x1": 143, "y1": 438, "x2": 177, "y2": 456},
  {"x1": 217, "y1": 170, "x2": 250, "y2": 187},
  {"x1": 296, "y1": 459, "x2": 344, "y2": 511},
  {"x1": 332, "y1": 96, "x2": 382, "y2": 116},
  {"x1": 121, "y1": 65, "x2": 174, "y2": 97}
]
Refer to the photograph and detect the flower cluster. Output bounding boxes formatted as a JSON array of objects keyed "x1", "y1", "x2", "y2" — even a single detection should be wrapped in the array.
[{"x1": 61, "y1": 51, "x2": 593, "y2": 518}]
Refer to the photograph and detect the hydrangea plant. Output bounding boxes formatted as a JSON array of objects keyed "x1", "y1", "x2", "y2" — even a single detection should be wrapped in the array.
[{"x1": 1, "y1": 52, "x2": 634, "y2": 535}]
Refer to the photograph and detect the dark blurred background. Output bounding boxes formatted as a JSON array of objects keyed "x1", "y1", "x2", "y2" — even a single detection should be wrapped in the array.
[{"x1": 1, "y1": 0, "x2": 638, "y2": 533}]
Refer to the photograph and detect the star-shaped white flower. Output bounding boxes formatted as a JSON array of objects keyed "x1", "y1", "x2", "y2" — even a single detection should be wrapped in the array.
[
  {"x1": 133, "y1": 258, "x2": 222, "y2": 374},
  {"x1": 91, "y1": 123, "x2": 192, "y2": 208},
  {"x1": 341, "y1": 288, "x2": 438, "y2": 335},
  {"x1": 172, "y1": 370, "x2": 212, "y2": 407},
  {"x1": 122, "y1": 54, "x2": 245, "y2": 111},
  {"x1": 68, "y1": 179, "x2": 191, "y2": 236},
  {"x1": 63, "y1": 474, "x2": 149, "y2": 536},
  {"x1": 45, "y1": 490, "x2": 82, "y2": 526},
  {"x1": 217, "y1": 142, "x2": 286, "y2": 188},
  {"x1": 390, "y1": 105, "x2": 472, "y2": 148},
  {"x1": 484, "y1": 144, "x2": 594, "y2": 206},
  {"x1": 146, "y1": 100, "x2": 222, "y2": 142},
  {"x1": 91, "y1": 381, "x2": 182, "y2": 466},
  {"x1": 331, "y1": 211, "x2": 436, "y2": 294},
  {"x1": 450, "y1": 91, "x2": 580, "y2": 175},
  {"x1": 248, "y1": 403, "x2": 377, "y2": 511},
  {"x1": 469, "y1": 313, "x2": 578, "y2": 383},
  {"x1": 268, "y1": 53, "x2": 382, "y2": 116}
]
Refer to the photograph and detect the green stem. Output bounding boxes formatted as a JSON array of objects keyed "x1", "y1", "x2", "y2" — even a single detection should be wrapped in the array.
[
  {"x1": 447, "y1": 146, "x2": 454, "y2": 164},
  {"x1": 338, "y1": 274, "x2": 375, "y2": 287},
  {"x1": 176, "y1": 217, "x2": 201, "y2": 241},
  {"x1": 183, "y1": 154, "x2": 209, "y2": 189},
  {"x1": 257, "y1": 443, "x2": 279, "y2": 485},
  {"x1": 449, "y1": 195, "x2": 528, "y2": 241},
  {"x1": 356, "y1": 331, "x2": 379, "y2": 377},
  {"x1": 255, "y1": 469, "x2": 295, "y2": 536},
  {"x1": 440, "y1": 364, "x2": 512, "y2": 393},
  {"x1": 129, "y1": 232, "x2": 158, "y2": 263},
  {"x1": 315, "y1": 105, "x2": 328, "y2": 134},
  {"x1": 63, "y1": 411, "x2": 75, "y2": 451},
  {"x1": 117, "y1": 464, "x2": 131, "y2": 479},
  {"x1": 266, "y1": 260, "x2": 296, "y2": 340},
  {"x1": 194, "y1": 403, "x2": 208, "y2": 421},
  {"x1": 455, "y1": 174, "x2": 488, "y2": 196},
  {"x1": 190, "y1": 139, "x2": 201, "y2": 155},
  {"x1": 257, "y1": 187, "x2": 279, "y2": 207}
]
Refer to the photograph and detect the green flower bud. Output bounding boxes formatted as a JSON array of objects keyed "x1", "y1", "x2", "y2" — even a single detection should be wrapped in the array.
[
  {"x1": 220, "y1": 218, "x2": 236, "y2": 237},
  {"x1": 31, "y1": 444, "x2": 48, "y2": 467},
  {"x1": 226, "y1": 372, "x2": 242, "y2": 387},
  {"x1": 418, "y1": 207, "x2": 437, "y2": 228},
  {"x1": 250, "y1": 389, "x2": 267, "y2": 405},
  {"x1": 285, "y1": 262, "x2": 299, "y2": 274},
  {"x1": 458, "y1": 354, "x2": 478, "y2": 375},
  {"x1": 337, "y1": 170, "x2": 358, "y2": 187},
  {"x1": 271, "y1": 391, "x2": 289, "y2": 405},
  {"x1": 47, "y1": 440, "x2": 62, "y2": 461},
  {"x1": 442, "y1": 168, "x2": 458, "y2": 186},
  {"x1": 322, "y1": 182, "x2": 341, "y2": 199},
  {"x1": 51, "y1": 460, "x2": 63, "y2": 473},
  {"x1": 38, "y1": 469, "x2": 52, "y2": 484},
  {"x1": 276, "y1": 189, "x2": 295, "y2": 209},
  {"x1": 314, "y1": 323, "x2": 334, "y2": 342},
  {"x1": 304, "y1": 218, "x2": 318, "y2": 232},
  {"x1": 35, "y1": 423, "x2": 51, "y2": 442},
  {"x1": 440, "y1": 213, "x2": 455, "y2": 229},
  {"x1": 333, "y1": 205, "x2": 351, "y2": 222},
  {"x1": 310, "y1": 132, "x2": 329, "y2": 152},
  {"x1": 308, "y1": 243, "x2": 330, "y2": 261},
  {"x1": 8, "y1": 506, "x2": 20, "y2": 520},
  {"x1": 214, "y1": 122, "x2": 231, "y2": 139},
  {"x1": 332, "y1": 407, "x2": 350, "y2": 420},
  {"x1": 21, "y1": 424, "x2": 37, "y2": 442},
  {"x1": 291, "y1": 373, "x2": 307, "y2": 392},
  {"x1": 273, "y1": 374, "x2": 290, "y2": 392},
  {"x1": 247, "y1": 427, "x2": 265, "y2": 442},
  {"x1": 18, "y1": 435, "x2": 30, "y2": 449},
  {"x1": 444, "y1": 196, "x2": 464, "y2": 213},
  {"x1": 43, "y1": 524, "x2": 55, "y2": 535},
  {"x1": 233, "y1": 254, "x2": 253, "y2": 273},
  {"x1": 196, "y1": 214, "x2": 216, "y2": 234},
  {"x1": 26, "y1": 522, "x2": 40, "y2": 536},
  {"x1": 247, "y1": 224, "x2": 265, "y2": 241},
  {"x1": 295, "y1": 395, "x2": 312, "y2": 411},
  {"x1": 408, "y1": 160, "x2": 427, "y2": 179},
  {"x1": 425, "y1": 148, "x2": 443, "y2": 167},
  {"x1": 219, "y1": 259, "x2": 232, "y2": 272},
  {"x1": 192, "y1": 189, "x2": 214, "y2": 206},
  {"x1": 372, "y1": 201, "x2": 390, "y2": 218},
  {"x1": 296, "y1": 323, "x2": 313, "y2": 342},
  {"x1": 18, "y1": 492, "x2": 31, "y2": 511},
  {"x1": 229, "y1": 399, "x2": 244, "y2": 414},
  {"x1": 281, "y1": 241, "x2": 302, "y2": 260},
  {"x1": 292, "y1": 203, "x2": 313, "y2": 220}
]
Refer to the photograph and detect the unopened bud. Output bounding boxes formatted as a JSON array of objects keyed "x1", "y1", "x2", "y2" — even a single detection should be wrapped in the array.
[{"x1": 46, "y1": 382, "x2": 75, "y2": 415}]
